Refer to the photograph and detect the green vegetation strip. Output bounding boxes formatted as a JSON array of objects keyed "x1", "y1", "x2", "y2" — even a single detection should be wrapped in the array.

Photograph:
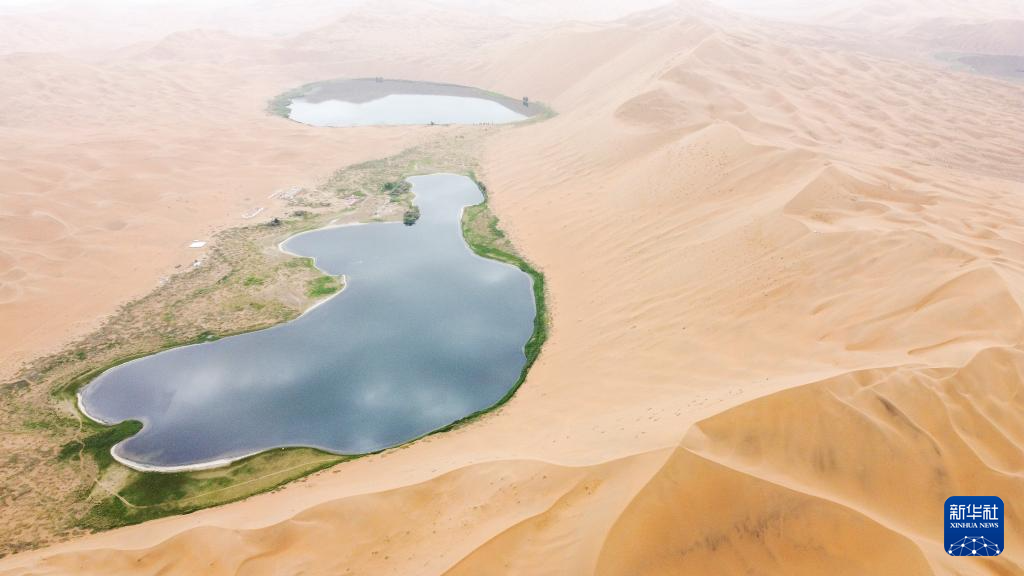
[
  {"x1": 80, "y1": 449, "x2": 347, "y2": 530},
  {"x1": 455, "y1": 174, "x2": 547, "y2": 418},
  {"x1": 266, "y1": 83, "x2": 314, "y2": 118}
]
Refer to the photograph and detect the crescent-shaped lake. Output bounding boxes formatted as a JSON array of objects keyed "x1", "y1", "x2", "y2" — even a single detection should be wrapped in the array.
[{"x1": 79, "y1": 174, "x2": 536, "y2": 470}]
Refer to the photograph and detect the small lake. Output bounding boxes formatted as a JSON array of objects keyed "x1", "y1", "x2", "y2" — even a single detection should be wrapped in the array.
[
  {"x1": 279, "y1": 78, "x2": 535, "y2": 127},
  {"x1": 79, "y1": 174, "x2": 536, "y2": 470},
  {"x1": 289, "y1": 94, "x2": 528, "y2": 127}
]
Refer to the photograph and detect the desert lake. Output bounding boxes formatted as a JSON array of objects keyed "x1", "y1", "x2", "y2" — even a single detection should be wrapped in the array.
[
  {"x1": 78, "y1": 174, "x2": 537, "y2": 470},
  {"x1": 282, "y1": 78, "x2": 534, "y2": 127}
]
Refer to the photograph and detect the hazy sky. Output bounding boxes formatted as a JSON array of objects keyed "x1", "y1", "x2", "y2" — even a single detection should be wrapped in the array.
[
  {"x1": 0, "y1": 0, "x2": 679, "y2": 53},
  {"x1": 1, "y1": 0, "x2": 1021, "y2": 52},
  {"x1": 0, "y1": 0, "x2": 673, "y2": 18}
]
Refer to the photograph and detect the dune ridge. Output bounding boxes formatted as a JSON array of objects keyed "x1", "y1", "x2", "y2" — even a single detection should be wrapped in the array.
[{"x1": 2, "y1": 1, "x2": 1024, "y2": 574}]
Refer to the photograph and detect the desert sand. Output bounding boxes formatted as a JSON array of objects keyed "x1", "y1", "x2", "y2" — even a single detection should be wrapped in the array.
[{"x1": 1, "y1": 0, "x2": 1023, "y2": 574}]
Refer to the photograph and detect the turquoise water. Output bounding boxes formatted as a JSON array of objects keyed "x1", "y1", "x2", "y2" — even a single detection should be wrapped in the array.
[
  {"x1": 79, "y1": 174, "x2": 536, "y2": 469},
  {"x1": 288, "y1": 94, "x2": 527, "y2": 127}
]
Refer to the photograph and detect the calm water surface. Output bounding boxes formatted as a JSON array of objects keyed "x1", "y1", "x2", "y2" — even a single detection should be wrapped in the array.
[
  {"x1": 288, "y1": 94, "x2": 527, "y2": 127},
  {"x1": 80, "y1": 174, "x2": 536, "y2": 469}
]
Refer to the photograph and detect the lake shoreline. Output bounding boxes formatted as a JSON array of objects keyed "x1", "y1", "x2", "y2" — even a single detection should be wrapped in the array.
[
  {"x1": 269, "y1": 78, "x2": 552, "y2": 125},
  {"x1": 0, "y1": 134, "x2": 518, "y2": 551},
  {"x1": 75, "y1": 173, "x2": 546, "y2": 474},
  {"x1": 79, "y1": 223, "x2": 381, "y2": 474}
]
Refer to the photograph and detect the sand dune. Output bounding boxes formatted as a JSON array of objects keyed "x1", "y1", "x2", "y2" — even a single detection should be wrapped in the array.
[
  {"x1": 2, "y1": 0, "x2": 1024, "y2": 574},
  {"x1": 0, "y1": 41, "x2": 437, "y2": 376}
]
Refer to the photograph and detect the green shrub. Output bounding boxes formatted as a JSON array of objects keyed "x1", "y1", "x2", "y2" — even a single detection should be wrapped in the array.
[
  {"x1": 307, "y1": 276, "x2": 340, "y2": 298},
  {"x1": 383, "y1": 180, "x2": 411, "y2": 200},
  {"x1": 403, "y1": 206, "x2": 421, "y2": 226}
]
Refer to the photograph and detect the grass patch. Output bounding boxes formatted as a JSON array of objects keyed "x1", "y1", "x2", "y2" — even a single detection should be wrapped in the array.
[
  {"x1": 307, "y1": 275, "x2": 341, "y2": 297},
  {"x1": 266, "y1": 83, "x2": 315, "y2": 118},
  {"x1": 22, "y1": 414, "x2": 79, "y2": 436},
  {"x1": 80, "y1": 448, "x2": 347, "y2": 530},
  {"x1": 382, "y1": 180, "x2": 411, "y2": 200},
  {"x1": 58, "y1": 420, "x2": 143, "y2": 472},
  {"x1": 285, "y1": 256, "x2": 317, "y2": 269},
  {"x1": 403, "y1": 206, "x2": 421, "y2": 226}
]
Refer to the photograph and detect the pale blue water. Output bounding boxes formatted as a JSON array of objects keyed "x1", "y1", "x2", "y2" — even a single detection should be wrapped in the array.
[
  {"x1": 288, "y1": 94, "x2": 527, "y2": 127},
  {"x1": 79, "y1": 174, "x2": 536, "y2": 469}
]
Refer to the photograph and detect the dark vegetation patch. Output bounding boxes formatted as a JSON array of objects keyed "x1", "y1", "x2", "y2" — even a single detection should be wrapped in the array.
[
  {"x1": 403, "y1": 206, "x2": 422, "y2": 225},
  {"x1": 58, "y1": 420, "x2": 143, "y2": 472},
  {"x1": 266, "y1": 83, "x2": 315, "y2": 118},
  {"x1": 307, "y1": 275, "x2": 342, "y2": 297}
]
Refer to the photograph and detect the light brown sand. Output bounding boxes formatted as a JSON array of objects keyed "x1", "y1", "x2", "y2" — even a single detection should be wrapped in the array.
[
  {"x1": 0, "y1": 41, "x2": 432, "y2": 377},
  {"x1": 2, "y1": 1, "x2": 1024, "y2": 575}
]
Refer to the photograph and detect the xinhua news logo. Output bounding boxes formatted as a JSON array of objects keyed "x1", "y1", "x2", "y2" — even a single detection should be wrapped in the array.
[{"x1": 945, "y1": 496, "x2": 1004, "y2": 557}]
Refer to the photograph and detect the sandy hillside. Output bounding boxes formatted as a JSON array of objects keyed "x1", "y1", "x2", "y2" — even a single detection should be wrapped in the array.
[
  {"x1": 0, "y1": 0, "x2": 541, "y2": 379},
  {"x1": 2, "y1": 0, "x2": 1024, "y2": 574}
]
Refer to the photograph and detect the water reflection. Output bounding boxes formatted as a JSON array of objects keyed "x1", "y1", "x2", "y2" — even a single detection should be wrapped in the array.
[
  {"x1": 80, "y1": 174, "x2": 536, "y2": 469},
  {"x1": 288, "y1": 94, "x2": 527, "y2": 127}
]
